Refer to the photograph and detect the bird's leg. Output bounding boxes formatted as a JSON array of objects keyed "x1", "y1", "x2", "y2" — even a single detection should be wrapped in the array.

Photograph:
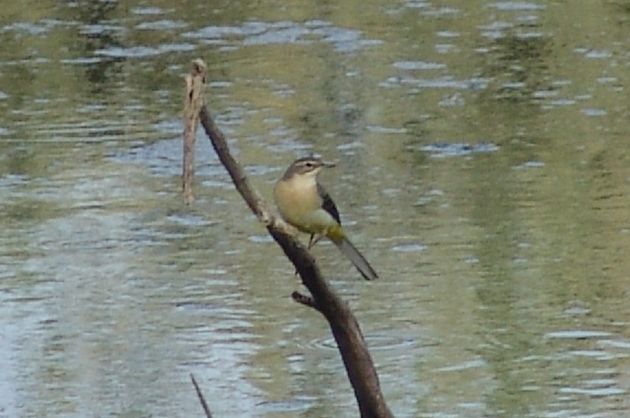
[
  {"x1": 295, "y1": 234, "x2": 321, "y2": 276},
  {"x1": 307, "y1": 234, "x2": 323, "y2": 249}
]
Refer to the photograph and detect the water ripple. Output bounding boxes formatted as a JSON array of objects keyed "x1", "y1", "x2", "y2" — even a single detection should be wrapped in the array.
[
  {"x1": 419, "y1": 142, "x2": 499, "y2": 158},
  {"x1": 391, "y1": 243, "x2": 427, "y2": 253},
  {"x1": 545, "y1": 330, "x2": 612, "y2": 340},
  {"x1": 392, "y1": 61, "x2": 447, "y2": 70},
  {"x1": 183, "y1": 20, "x2": 380, "y2": 53},
  {"x1": 136, "y1": 20, "x2": 188, "y2": 31},
  {"x1": 95, "y1": 43, "x2": 196, "y2": 58},
  {"x1": 381, "y1": 75, "x2": 490, "y2": 90},
  {"x1": 308, "y1": 330, "x2": 420, "y2": 352},
  {"x1": 488, "y1": 2, "x2": 545, "y2": 11}
]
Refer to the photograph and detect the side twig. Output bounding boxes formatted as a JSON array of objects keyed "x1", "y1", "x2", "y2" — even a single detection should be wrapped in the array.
[
  {"x1": 291, "y1": 291, "x2": 318, "y2": 310},
  {"x1": 191, "y1": 373, "x2": 213, "y2": 418}
]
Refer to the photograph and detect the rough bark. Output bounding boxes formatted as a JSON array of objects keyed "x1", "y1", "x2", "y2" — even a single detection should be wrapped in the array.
[{"x1": 182, "y1": 59, "x2": 207, "y2": 204}]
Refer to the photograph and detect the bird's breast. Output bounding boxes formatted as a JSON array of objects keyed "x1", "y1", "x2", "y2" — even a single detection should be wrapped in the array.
[{"x1": 274, "y1": 179, "x2": 331, "y2": 234}]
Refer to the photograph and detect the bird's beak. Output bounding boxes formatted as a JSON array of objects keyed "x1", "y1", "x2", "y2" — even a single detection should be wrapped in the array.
[{"x1": 322, "y1": 161, "x2": 337, "y2": 168}]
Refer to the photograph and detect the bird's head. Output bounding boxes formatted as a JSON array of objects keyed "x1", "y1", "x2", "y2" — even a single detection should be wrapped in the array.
[{"x1": 282, "y1": 156, "x2": 336, "y2": 180}]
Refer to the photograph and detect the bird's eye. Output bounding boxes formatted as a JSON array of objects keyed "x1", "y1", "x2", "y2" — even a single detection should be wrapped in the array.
[{"x1": 304, "y1": 162, "x2": 313, "y2": 168}]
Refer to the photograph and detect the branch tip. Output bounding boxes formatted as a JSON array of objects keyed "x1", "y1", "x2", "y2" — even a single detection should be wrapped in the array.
[{"x1": 191, "y1": 58, "x2": 208, "y2": 81}]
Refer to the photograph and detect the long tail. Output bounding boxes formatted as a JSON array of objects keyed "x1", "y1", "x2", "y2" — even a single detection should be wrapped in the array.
[{"x1": 334, "y1": 237, "x2": 378, "y2": 280}]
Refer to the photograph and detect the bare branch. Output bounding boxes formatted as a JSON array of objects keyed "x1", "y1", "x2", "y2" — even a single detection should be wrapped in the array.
[
  {"x1": 182, "y1": 59, "x2": 207, "y2": 204},
  {"x1": 199, "y1": 105, "x2": 272, "y2": 224},
  {"x1": 192, "y1": 59, "x2": 394, "y2": 418},
  {"x1": 190, "y1": 373, "x2": 213, "y2": 418}
]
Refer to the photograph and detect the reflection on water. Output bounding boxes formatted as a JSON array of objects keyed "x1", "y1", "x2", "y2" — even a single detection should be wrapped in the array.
[{"x1": 1, "y1": 0, "x2": 630, "y2": 417}]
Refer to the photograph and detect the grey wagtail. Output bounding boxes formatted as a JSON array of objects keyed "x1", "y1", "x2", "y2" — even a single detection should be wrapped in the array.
[{"x1": 274, "y1": 157, "x2": 378, "y2": 280}]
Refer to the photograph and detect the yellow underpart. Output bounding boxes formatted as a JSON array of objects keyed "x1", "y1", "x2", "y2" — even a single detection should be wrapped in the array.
[{"x1": 326, "y1": 223, "x2": 346, "y2": 243}]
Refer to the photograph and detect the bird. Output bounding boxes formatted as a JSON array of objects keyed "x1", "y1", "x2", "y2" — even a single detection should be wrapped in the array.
[{"x1": 273, "y1": 156, "x2": 378, "y2": 280}]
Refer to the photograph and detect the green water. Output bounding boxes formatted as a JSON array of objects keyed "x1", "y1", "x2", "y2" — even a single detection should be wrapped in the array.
[{"x1": 1, "y1": 1, "x2": 629, "y2": 417}]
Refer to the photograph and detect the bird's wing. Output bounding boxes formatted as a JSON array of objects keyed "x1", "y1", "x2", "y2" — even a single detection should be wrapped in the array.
[{"x1": 317, "y1": 183, "x2": 341, "y2": 225}]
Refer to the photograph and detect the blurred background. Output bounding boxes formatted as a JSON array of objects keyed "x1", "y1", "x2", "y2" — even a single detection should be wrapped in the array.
[{"x1": 1, "y1": 0, "x2": 629, "y2": 417}]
